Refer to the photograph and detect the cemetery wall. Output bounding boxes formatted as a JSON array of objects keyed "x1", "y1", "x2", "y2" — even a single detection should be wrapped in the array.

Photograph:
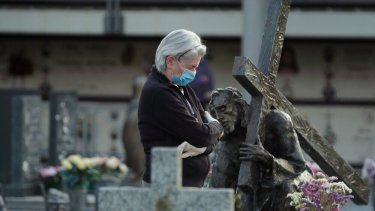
[{"x1": 0, "y1": 38, "x2": 374, "y2": 163}]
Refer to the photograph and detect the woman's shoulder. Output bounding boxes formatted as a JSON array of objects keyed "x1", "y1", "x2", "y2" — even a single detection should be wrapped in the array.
[
  {"x1": 143, "y1": 80, "x2": 180, "y2": 103},
  {"x1": 144, "y1": 79, "x2": 170, "y2": 94}
]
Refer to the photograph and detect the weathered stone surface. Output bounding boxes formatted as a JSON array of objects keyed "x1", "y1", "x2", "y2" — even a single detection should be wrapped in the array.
[
  {"x1": 7, "y1": 95, "x2": 44, "y2": 196},
  {"x1": 49, "y1": 91, "x2": 78, "y2": 165},
  {"x1": 98, "y1": 147, "x2": 234, "y2": 211}
]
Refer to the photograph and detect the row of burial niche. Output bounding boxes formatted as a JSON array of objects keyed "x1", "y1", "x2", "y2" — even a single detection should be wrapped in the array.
[
  {"x1": 75, "y1": 108, "x2": 124, "y2": 157},
  {"x1": 278, "y1": 45, "x2": 338, "y2": 146},
  {"x1": 323, "y1": 110, "x2": 375, "y2": 147},
  {"x1": 278, "y1": 45, "x2": 336, "y2": 102},
  {"x1": 6, "y1": 46, "x2": 52, "y2": 100},
  {"x1": 320, "y1": 48, "x2": 337, "y2": 146}
]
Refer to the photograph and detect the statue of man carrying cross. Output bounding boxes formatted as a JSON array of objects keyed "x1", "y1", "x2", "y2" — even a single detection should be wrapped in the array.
[
  {"x1": 210, "y1": 0, "x2": 368, "y2": 209},
  {"x1": 209, "y1": 87, "x2": 310, "y2": 210}
]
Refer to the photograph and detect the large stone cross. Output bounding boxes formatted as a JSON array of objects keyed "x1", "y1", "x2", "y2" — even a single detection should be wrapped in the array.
[
  {"x1": 98, "y1": 147, "x2": 234, "y2": 211},
  {"x1": 235, "y1": 0, "x2": 368, "y2": 204}
]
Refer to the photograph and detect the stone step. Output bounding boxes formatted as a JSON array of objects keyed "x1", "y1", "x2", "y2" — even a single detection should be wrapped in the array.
[
  {"x1": 5, "y1": 196, "x2": 45, "y2": 211},
  {"x1": 3, "y1": 195, "x2": 96, "y2": 211}
]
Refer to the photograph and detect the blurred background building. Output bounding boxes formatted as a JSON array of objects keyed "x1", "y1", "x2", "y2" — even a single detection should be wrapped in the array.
[{"x1": 0, "y1": 0, "x2": 375, "y2": 209}]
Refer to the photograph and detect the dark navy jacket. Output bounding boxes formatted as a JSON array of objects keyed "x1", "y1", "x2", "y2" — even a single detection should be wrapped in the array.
[{"x1": 138, "y1": 66, "x2": 223, "y2": 187}]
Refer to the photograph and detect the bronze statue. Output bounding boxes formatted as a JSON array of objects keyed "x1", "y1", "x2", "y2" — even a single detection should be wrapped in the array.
[
  {"x1": 209, "y1": 87, "x2": 249, "y2": 189},
  {"x1": 209, "y1": 87, "x2": 310, "y2": 211}
]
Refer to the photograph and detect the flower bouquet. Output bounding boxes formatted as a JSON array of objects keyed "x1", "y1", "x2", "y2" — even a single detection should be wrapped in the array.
[
  {"x1": 60, "y1": 154, "x2": 101, "y2": 190},
  {"x1": 60, "y1": 154, "x2": 102, "y2": 211},
  {"x1": 287, "y1": 172, "x2": 353, "y2": 211}
]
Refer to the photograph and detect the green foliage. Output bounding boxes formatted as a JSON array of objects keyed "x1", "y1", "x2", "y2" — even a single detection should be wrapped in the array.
[
  {"x1": 60, "y1": 155, "x2": 101, "y2": 190},
  {"x1": 60, "y1": 166, "x2": 100, "y2": 190}
]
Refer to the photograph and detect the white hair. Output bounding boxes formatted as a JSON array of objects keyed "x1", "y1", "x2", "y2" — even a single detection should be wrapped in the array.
[{"x1": 155, "y1": 29, "x2": 207, "y2": 72}]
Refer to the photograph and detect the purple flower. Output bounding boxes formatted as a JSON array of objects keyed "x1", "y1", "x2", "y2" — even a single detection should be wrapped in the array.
[
  {"x1": 362, "y1": 157, "x2": 375, "y2": 184},
  {"x1": 302, "y1": 198, "x2": 320, "y2": 209},
  {"x1": 288, "y1": 172, "x2": 353, "y2": 211},
  {"x1": 302, "y1": 182, "x2": 320, "y2": 197},
  {"x1": 329, "y1": 192, "x2": 354, "y2": 205}
]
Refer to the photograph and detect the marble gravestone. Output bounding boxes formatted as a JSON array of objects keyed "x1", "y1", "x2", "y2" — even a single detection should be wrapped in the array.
[
  {"x1": 49, "y1": 91, "x2": 78, "y2": 165},
  {"x1": 8, "y1": 95, "x2": 44, "y2": 196},
  {"x1": 235, "y1": 0, "x2": 368, "y2": 205},
  {"x1": 98, "y1": 147, "x2": 234, "y2": 211}
]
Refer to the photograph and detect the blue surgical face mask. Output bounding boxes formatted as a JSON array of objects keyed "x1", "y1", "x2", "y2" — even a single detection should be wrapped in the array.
[{"x1": 171, "y1": 69, "x2": 196, "y2": 86}]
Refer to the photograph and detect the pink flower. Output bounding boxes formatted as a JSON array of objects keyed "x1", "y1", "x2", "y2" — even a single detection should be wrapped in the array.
[
  {"x1": 39, "y1": 166, "x2": 59, "y2": 178},
  {"x1": 306, "y1": 162, "x2": 321, "y2": 176}
]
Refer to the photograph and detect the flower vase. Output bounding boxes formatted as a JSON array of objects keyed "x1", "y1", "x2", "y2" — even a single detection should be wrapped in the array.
[
  {"x1": 67, "y1": 189, "x2": 86, "y2": 211},
  {"x1": 372, "y1": 184, "x2": 375, "y2": 211}
]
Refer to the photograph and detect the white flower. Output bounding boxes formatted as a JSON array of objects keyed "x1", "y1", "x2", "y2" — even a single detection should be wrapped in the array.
[
  {"x1": 119, "y1": 164, "x2": 129, "y2": 175},
  {"x1": 67, "y1": 154, "x2": 82, "y2": 164},
  {"x1": 106, "y1": 156, "x2": 120, "y2": 169},
  {"x1": 92, "y1": 157, "x2": 106, "y2": 166},
  {"x1": 287, "y1": 192, "x2": 303, "y2": 207},
  {"x1": 75, "y1": 159, "x2": 86, "y2": 170},
  {"x1": 66, "y1": 154, "x2": 87, "y2": 170},
  {"x1": 61, "y1": 160, "x2": 72, "y2": 170},
  {"x1": 330, "y1": 181, "x2": 352, "y2": 194},
  {"x1": 83, "y1": 158, "x2": 95, "y2": 168}
]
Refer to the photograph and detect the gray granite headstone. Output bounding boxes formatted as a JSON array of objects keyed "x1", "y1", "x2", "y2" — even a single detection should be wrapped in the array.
[
  {"x1": 98, "y1": 147, "x2": 234, "y2": 211},
  {"x1": 49, "y1": 91, "x2": 78, "y2": 165},
  {"x1": 0, "y1": 90, "x2": 36, "y2": 187},
  {"x1": 8, "y1": 95, "x2": 44, "y2": 196}
]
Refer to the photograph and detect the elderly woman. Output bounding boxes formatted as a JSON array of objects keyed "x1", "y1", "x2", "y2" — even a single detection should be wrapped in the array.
[{"x1": 138, "y1": 29, "x2": 223, "y2": 187}]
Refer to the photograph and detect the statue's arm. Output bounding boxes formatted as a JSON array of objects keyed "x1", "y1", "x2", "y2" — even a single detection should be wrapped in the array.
[
  {"x1": 239, "y1": 143, "x2": 306, "y2": 186},
  {"x1": 269, "y1": 157, "x2": 306, "y2": 185}
]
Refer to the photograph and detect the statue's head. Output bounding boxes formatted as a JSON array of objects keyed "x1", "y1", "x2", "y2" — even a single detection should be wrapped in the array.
[
  {"x1": 264, "y1": 110, "x2": 297, "y2": 158},
  {"x1": 209, "y1": 87, "x2": 246, "y2": 135}
]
